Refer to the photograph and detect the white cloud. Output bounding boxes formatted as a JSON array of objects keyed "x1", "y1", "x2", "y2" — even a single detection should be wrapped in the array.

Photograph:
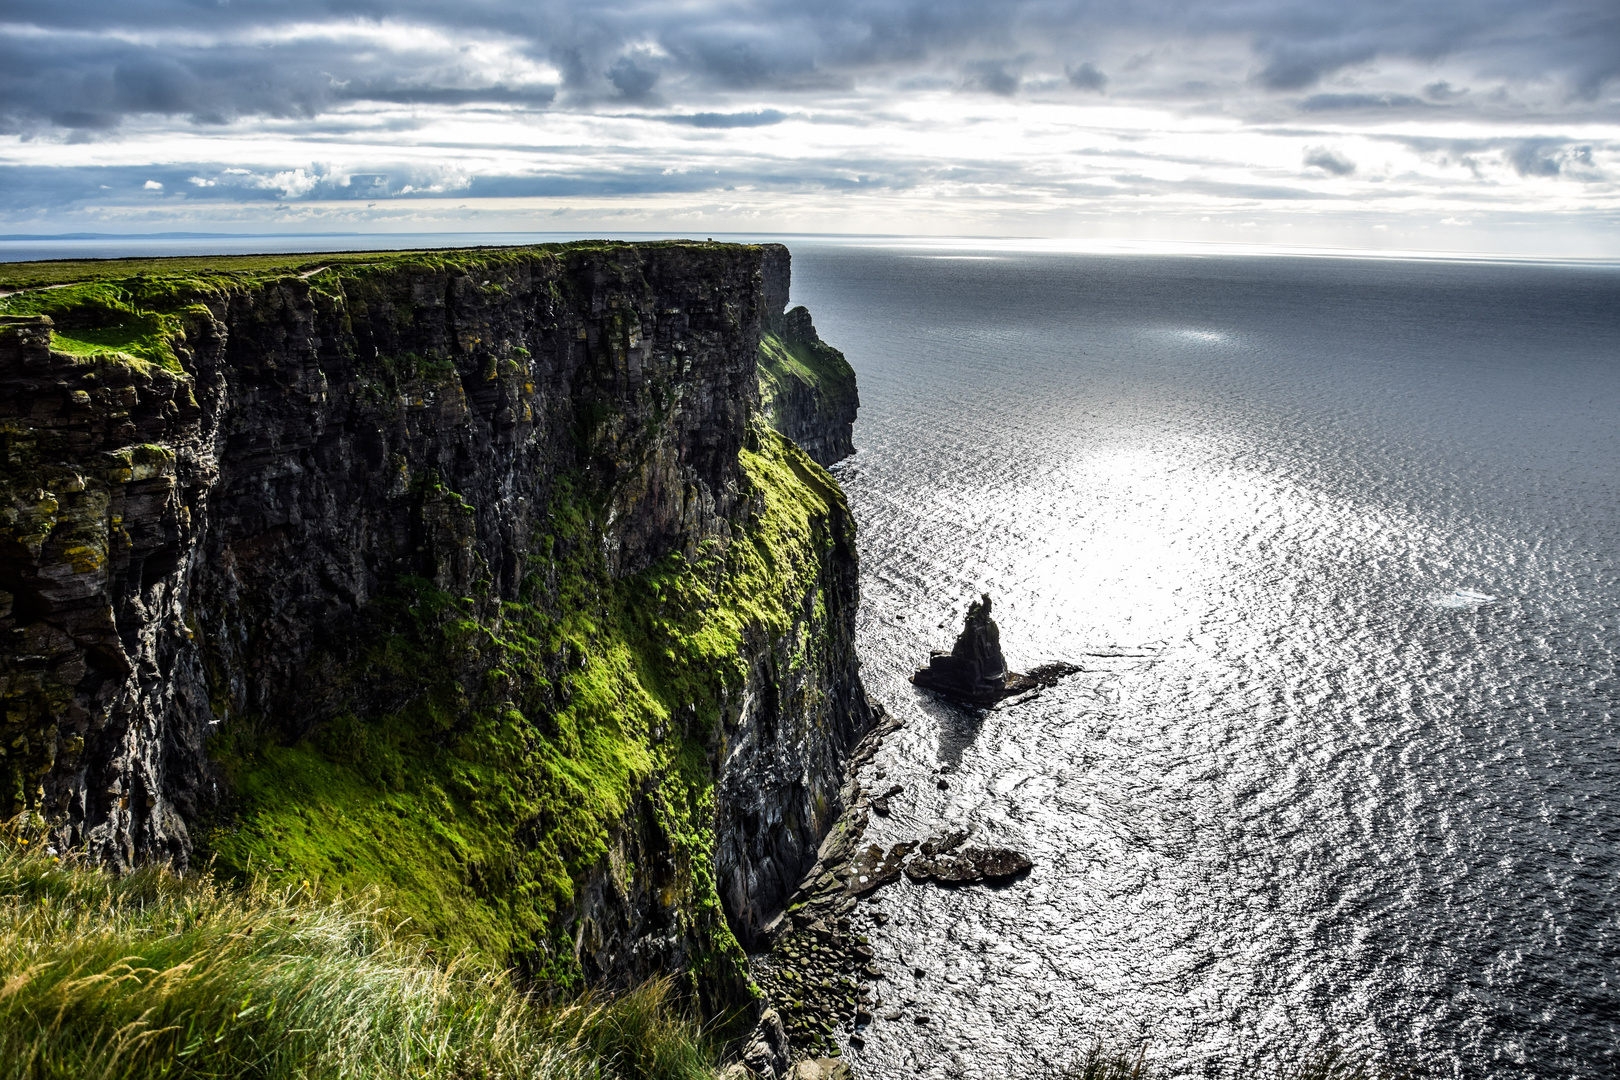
[
  {"x1": 0, "y1": 1, "x2": 1616, "y2": 253},
  {"x1": 262, "y1": 169, "x2": 318, "y2": 198}
]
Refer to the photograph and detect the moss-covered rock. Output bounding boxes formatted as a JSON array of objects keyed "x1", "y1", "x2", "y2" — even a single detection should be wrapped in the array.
[
  {"x1": 755, "y1": 246, "x2": 858, "y2": 468},
  {"x1": 0, "y1": 242, "x2": 871, "y2": 1018}
]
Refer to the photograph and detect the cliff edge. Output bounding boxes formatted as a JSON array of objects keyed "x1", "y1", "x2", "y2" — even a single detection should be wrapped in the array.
[
  {"x1": 757, "y1": 246, "x2": 859, "y2": 467},
  {"x1": 0, "y1": 241, "x2": 867, "y2": 1013}
]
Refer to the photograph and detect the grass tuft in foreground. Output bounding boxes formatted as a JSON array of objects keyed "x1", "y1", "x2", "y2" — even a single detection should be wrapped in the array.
[{"x1": 0, "y1": 833, "x2": 720, "y2": 1080}]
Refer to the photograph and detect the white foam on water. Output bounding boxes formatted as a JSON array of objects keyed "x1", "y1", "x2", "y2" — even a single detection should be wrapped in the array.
[{"x1": 1432, "y1": 587, "x2": 1496, "y2": 608}]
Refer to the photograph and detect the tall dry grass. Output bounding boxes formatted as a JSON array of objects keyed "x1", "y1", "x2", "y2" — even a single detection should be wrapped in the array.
[{"x1": 0, "y1": 835, "x2": 719, "y2": 1080}]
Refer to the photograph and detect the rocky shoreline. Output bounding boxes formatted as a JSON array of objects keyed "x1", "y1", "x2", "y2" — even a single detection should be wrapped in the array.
[{"x1": 734, "y1": 702, "x2": 1035, "y2": 1078}]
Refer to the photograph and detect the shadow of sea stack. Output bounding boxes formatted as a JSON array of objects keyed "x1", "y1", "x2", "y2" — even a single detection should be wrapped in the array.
[{"x1": 911, "y1": 593, "x2": 1080, "y2": 707}]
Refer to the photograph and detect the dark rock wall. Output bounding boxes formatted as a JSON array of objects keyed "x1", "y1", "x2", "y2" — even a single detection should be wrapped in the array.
[
  {"x1": 0, "y1": 313, "x2": 225, "y2": 866},
  {"x1": 0, "y1": 243, "x2": 869, "y2": 993},
  {"x1": 761, "y1": 244, "x2": 793, "y2": 335},
  {"x1": 714, "y1": 454, "x2": 867, "y2": 950},
  {"x1": 757, "y1": 246, "x2": 859, "y2": 468}
]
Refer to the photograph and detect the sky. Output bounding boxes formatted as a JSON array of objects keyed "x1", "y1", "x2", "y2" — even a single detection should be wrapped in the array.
[{"x1": 1, "y1": 1, "x2": 1618, "y2": 256}]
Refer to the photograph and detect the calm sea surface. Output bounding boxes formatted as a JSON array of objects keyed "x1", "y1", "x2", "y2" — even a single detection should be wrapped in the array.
[
  {"x1": 787, "y1": 246, "x2": 1620, "y2": 1080},
  {"x1": 6, "y1": 235, "x2": 1616, "y2": 1078}
]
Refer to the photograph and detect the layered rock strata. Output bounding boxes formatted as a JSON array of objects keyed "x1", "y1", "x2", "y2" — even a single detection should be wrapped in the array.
[
  {"x1": 757, "y1": 246, "x2": 859, "y2": 468},
  {"x1": 0, "y1": 241, "x2": 866, "y2": 1011}
]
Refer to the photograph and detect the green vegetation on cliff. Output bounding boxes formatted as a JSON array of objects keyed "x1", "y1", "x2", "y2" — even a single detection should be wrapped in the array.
[
  {"x1": 0, "y1": 833, "x2": 719, "y2": 1080},
  {"x1": 0, "y1": 279, "x2": 222, "y2": 372},
  {"x1": 0, "y1": 240, "x2": 742, "y2": 293},
  {"x1": 1, "y1": 243, "x2": 856, "y2": 1075},
  {"x1": 204, "y1": 422, "x2": 848, "y2": 993},
  {"x1": 757, "y1": 330, "x2": 857, "y2": 415},
  {"x1": 0, "y1": 239, "x2": 750, "y2": 376}
]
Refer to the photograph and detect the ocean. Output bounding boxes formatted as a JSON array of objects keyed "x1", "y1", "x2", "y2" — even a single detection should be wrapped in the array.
[{"x1": 786, "y1": 244, "x2": 1620, "y2": 1079}]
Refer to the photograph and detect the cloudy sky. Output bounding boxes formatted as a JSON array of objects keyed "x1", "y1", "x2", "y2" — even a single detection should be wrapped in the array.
[{"x1": 1, "y1": 0, "x2": 1617, "y2": 254}]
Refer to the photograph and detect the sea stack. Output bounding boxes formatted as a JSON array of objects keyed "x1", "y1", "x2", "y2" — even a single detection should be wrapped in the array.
[
  {"x1": 912, "y1": 593, "x2": 1009, "y2": 706},
  {"x1": 911, "y1": 594, "x2": 1083, "y2": 707}
]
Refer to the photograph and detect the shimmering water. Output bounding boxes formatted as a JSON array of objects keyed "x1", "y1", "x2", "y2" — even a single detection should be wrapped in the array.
[{"x1": 786, "y1": 246, "x2": 1620, "y2": 1079}]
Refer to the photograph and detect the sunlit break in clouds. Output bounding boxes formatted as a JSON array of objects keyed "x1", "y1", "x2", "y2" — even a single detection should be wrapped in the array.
[{"x1": 1, "y1": 0, "x2": 1618, "y2": 255}]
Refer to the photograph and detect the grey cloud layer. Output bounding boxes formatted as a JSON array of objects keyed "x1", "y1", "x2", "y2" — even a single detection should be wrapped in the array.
[{"x1": 2, "y1": 0, "x2": 1616, "y2": 133}]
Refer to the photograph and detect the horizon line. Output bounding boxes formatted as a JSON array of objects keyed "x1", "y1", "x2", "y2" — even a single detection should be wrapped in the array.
[{"x1": 2, "y1": 230, "x2": 1618, "y2": 269}]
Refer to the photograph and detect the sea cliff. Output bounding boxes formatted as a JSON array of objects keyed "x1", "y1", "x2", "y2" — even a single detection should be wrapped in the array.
[
  {"x1": 757, "y1": 247, "x2": 859, "y2": 468},
  {"x1": 0, "y1": 241, "x2": 868, "y2": 1015}
]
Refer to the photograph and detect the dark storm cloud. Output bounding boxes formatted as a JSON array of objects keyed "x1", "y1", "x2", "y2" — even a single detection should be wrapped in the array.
[
  {"x1": 1506, "y1": 139, "x2": 1597, "y2": 176},
  {"x1": 1255, "y1": 44, "x2": 1379, "y2": 92},
  {"x1": 1424, "y1": 81, "x2": 1466, "y2": 102},
  {"x1": 607, "y1": 55, "x2": 660, "y2": 101},
  {"x1": 1509, "y1": 141, "x2": 1566, "y2": 177},
  {"x1": 1304, "y1": 147, "x2": 1356, "y2": 175},
  {"x1": 0, "y1": 27, "x2": 470, "y2": 131},
  {"x1": 658, "y1": 110, "x2": 789, "y2": 128},
  {"x1": 341, "y1": 85, "x2": 559, "y2": 107},
  {"x1": 1066, "y1": 63, "x2": 1107, "y2": 92},
  {"x1": 2, "y1": 1, "x2": 1616, "y2": 133},
  {"x1": 1300, "y1": 93, "x2": 1431, "y2": 113},
  {"x1": 963, "y1": 60, "x2": 1023, "y2": 97},
  {"x1": 1364, "y1": 134, "x2": 1608, "y2": 179}
]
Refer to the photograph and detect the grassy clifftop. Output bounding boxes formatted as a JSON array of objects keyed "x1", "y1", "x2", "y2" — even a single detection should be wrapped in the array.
[
  {"x1": 758, "y1": 330, "x2": 855, "y2": 407},
  {"x1": 0, "y1": 241, "x2": 736, "y2": 372},
  {"x1": 0, "y1": 241, "x2": 744, "y2": 292},
  {"x1": 756, "y1": 316, "x2": 859, "y2": 467}
]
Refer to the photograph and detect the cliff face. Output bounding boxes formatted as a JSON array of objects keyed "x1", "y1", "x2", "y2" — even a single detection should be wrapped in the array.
[
  {"x1": 757, "y1": 247, "x2": 859, "y2": 468},
  {"x1": 0, "y1": 242, "x2": 867, "y2": 1006}
]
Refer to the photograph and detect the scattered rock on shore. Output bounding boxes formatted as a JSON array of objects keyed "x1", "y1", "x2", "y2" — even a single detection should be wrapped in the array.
[
  {"x1": 752, "y1": 709, "x2": 902, "y2": 1061},
  {"x1": 748, "y1": 702, "x2": 1037, "y2": 1075},
  {"x1": 1003, "y1": 660, "x2": 1084, "y2": 696},
  {"x1": 868, "y1": 783, "x2": 903, "y2": 816},
  {"x1": 787, "y1": 1059, "x2": 854, "y2": 1080},
  {"x1": 841, "y1": 841, "x2": 917, "y2": 897},
  {"x1": 904, "y1": 844, "x2": 1033, "y2": 886}
]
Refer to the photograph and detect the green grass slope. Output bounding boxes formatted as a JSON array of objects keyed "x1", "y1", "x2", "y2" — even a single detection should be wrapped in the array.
[
  {"x1": 0, "y1": 831, "x2": 719, "y2": 1080},
  {"x1": 756, "y1": 330, "x2": 857, "y2": 411},
  {"x1": 201, "y1": 422, "x2": 847, "y2": 992}
]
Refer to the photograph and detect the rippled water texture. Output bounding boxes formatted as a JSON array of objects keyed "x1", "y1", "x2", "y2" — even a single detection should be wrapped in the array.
[{"x1": 788, "y1": 247, "x2": 1620, "y2": 1079}]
